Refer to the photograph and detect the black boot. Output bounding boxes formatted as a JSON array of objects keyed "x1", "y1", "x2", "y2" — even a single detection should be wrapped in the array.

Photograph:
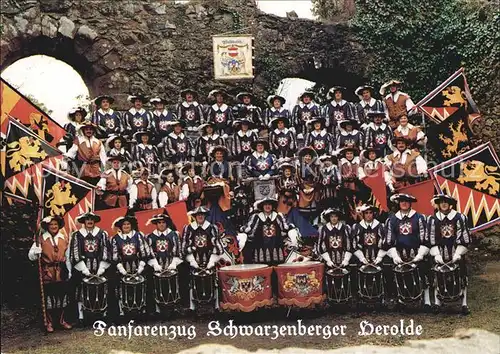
[{"x1": 461, "y1": 305, "x2": 470, "y2": 315}]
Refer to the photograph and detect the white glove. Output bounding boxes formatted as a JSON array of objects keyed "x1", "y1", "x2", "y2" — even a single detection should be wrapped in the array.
[
  {"x1": 82, "y1": 268, "x2": 91, "y2": 277},
  {"x1": 168, "y1": 257, "x2": 183, "y2": 270},
  {"x1": 340, "y1": 252, "x2": 352, "y2": 267},
  {"x1": 96, "y1": 267, "x2": 105, "y2": 276},
  {"x1": 452, "y1": 245, "x2": 467, "y2": 263},
  {"x1": 186, "y1": 254, "x2": 199, "y2": 269},
  {"x1": 206, "y1": 254, "x2": 220, "y2": 269},
  {"x1": 202, "y1": 161, "x2": 208, "y2": 167},
  {"x1": 340, "y1": 259, "x2": 349, "y2": 267},
  {"x1": 60, "y1": 159, "x2": 68, "y2": 171},
  {"x1": 153, "y1": 264, "x2": 162, "y2": 272},
  {"x1": 434, "y1": 254, "x2": 444, "y2": 264},
  {"x1": 326, "y1": 260, "x2": 334, "y2": 268},
  {"x1": 67, "y1": 270, "x2": 72, "y2": 280},
  {"x1": 387, "y1": 247, "x2": 403, "y2": 265},
  {"x1": 374, "y1": 256, "x2": 383, "y2": 265},
  {"x1": 412, "y1": 245, "x2": 429, "y2": 263},
  {"x1": 297, "y1": 133, "x2": 304, "y2": 140},
  {"x1": 354, "y1": 250, "x2": 368, "y2": 265},
  {"x1": 116, "y1": 263, "x2": 127, "y2": 276},
  {"x1": 237, "y1": 233, "x2": 248, "y2": 251},
  {"x1": 412, "y1": 254, "x2": 423, "y2": 263},
  {"x1": 452, "y1": 254, "x2": 461, "y2": 263},
  {"x1": 258, "y1": 174, "x2": 265, "y2": 180},
  {"x1": 33, "y1": 246, "x2": 43, "y2": 255},
  {"x1": 263, "y1": 174, "x2": 271, "y2": 180},
  {"x1": 167, "y1": 262, "x2": 177, "y2": 270},
  {"x1": 222, "y1": 134, "x2": 228, "y2": 139},
  {"x1": 137, "y1": 261, "x2": 145, "y2": 275}
]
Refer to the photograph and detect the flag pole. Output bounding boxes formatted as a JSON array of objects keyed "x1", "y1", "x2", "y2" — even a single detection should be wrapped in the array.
[{"x1": 34, "y1": 205, "x2": 48, "y2": 334}]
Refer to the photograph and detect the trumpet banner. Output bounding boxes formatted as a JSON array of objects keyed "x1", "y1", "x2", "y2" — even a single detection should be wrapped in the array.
[
  {"x1": 429, "y1": 143, "x2": 500, "y2": 232},
  {"x1": 213, "y1": 35, "x2": 254, "y2": 80},
  {"x1": 275, "y1": 262, "x2": 325, "y2": 308},
  {"x1": 1, "y1": 78, "x2": 66, "y2": 147}
]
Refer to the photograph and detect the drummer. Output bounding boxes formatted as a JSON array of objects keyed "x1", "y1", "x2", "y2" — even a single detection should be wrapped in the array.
[
  {"x1": 242, "y1": 197, "x2": 298, "y2": 266},
  {"x1": 316, "y1": 208, "x2": 353, "y2": 268},
  {"x1": 427, "y1": 194, "x2": 471, "y2": 314},
  {"x1": 352, "y1": 205, "x2": 386, "y2": 265},
  {"x1": 385, "y1": 193, "x2": 431, "y2": 309},
  {"x1": 69, "y1": 212, "x2": 111, "y2": 324}
]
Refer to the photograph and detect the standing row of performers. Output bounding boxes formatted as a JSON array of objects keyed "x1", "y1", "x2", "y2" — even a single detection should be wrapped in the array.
[
  {"x1": 63, "y1": 79, "x2": 416, "y2": 143},
  {"x1": 28, "y1": 192, "x2": 470, "y2": 332}
]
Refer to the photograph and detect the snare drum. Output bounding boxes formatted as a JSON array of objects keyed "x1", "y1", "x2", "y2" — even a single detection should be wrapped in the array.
[
  {"x1": 120, "y1": 274, "x2": 146, "y2": 313},
  {"x1": 218, "y1": 264, "x2": 273, "y2": 312},
  {"x1": 432, "y1": 263, "x2": 463, "y2": 302},
  {"x1": 153, "y1": 270, "x2": 180, "y2": 307},
  {"x1": 82, "y1": 276, "x2": 108, "y2": 313},
  {"x1": 393, "y1": 263, "x2": 423, "y2": 303},
  {"x1": 275, "y1": 261, "x2": 325, "y2": 308},
  {"x1": 191, "y1": 268, "x2": 216, "y2": 306},
  {"x1": 325, "y1": 266, "x2": 352, "y2": 303},
  {"x1": 357, "y1": 264, "x2": 384, "y2": 302}
]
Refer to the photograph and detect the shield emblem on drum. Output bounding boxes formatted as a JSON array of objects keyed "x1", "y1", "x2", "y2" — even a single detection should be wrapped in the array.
[
  {"x1": 333, "y1": 111, "x2": 344, "y2": 121},
  {"x1": 185, "y1": 110, "x2": 195, "y2": 121},
  {"x1": 122, "y1": 243, "x2": 136, "y2": 256},
  {"x1": 263, "y1": 224, "x2": 276, "y2": 238},
  {"x1": 399, "y1": 221, "x2": 412, "y2": 235},
  {"x1": 159, "y1": 121, "x2": 169, "y2": 131},
  {"x1": 375, "y1": 133, "x2": 387, "y2": 145},
  {"x1": 105, "y1": 118, "x2": 115, "y2": 129},
  {"x1": 313, "y1": 140, "x2": 325, "y2": 150},
  {"x1": 84, "y1": 239, "x2": 97, "y2": 253},
  {"x1": 156, "y1": 239, "x2": 168, "y2": 252},
  {"x1": 277, "y1": 137, "x2": 288, "y2": 147},
  {"x1": 329, "y1": 235, "x2": 342, "y2": 249},
  {"x1": 364, "y1": 232, "x2": 376, "y2": 246},
  {"x1": 440, "y1": 224, "x2": 455, "y2": 238},
  {"x1": 301, "y1": 111, "x2": 312, "y2": 121},
  {"x1": 242, "y1": 141, "x2": 251, "y2": 151},
  {"x1": 177, "y1": 142, "x2": 186, "y2": 153},
  {"x1": 133, "y1": 117, "x2": 143, "y2": 127},
  {"x1": 215, "y1": 113, "x2": 226, "y2": 123},
  {"x1": 195, "y1": 234, "x2": 207, "y2": 248},
  {"x1": 238, "y1": 278, "x2": 254, "y2": 294}
]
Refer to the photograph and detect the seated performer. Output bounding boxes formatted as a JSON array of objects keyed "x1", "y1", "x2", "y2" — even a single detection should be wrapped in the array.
[
  {"x1": 232, "y1": 91, "x2": 263, "y2": 126},
  {"x1": 132, "y1": 130, "x2": 161, "y2": 174},
  {"x1": 384, "y1": 136, "x2": 428, "y2": 192},
  {"x1": 70, "y1": 212, "x2": 110, "y2": 323},
  {"x1": 385, "y1": 193, "x2": 431, "y2": 308},
  {"x1": 394, "y1": 114, "x2": 426, "y2": 150},
  {"x1": 242, "y1": 198, "x2": 297, "y2": 265},
  {"x1": 162, "y1": 121, "x2": 193, "y2": 164},
  {"x1": 179, "y1": 162, "x2": 204, "y2": 210},
  {"x1": 316, "y1": 208, "x2": 353, "y2": 268},
  {"x1": 106, "y1": 134, "x2": 132, "y2": 167},
  {"x1": 129, "y1": 167, "x2": 158, "y2": 211},
  {"x1": 64, "y1": 120, "x2": 107, "y2": 185},
  {"x1": 305, "y1": 117, "x2": 334, "y2": 157},
  {"x1": 195, "y1": 122, "x2": 225, "y2": 163},
  {"x1": 318, "y1": 154, "x2": 340, "y2": 211},
  {"x1": 427, "y1": 194, "x2": 470, "y2": 314},
  {"x1": 269, "y1": 116, "x2": 297, "y2": 159},
  {"x1": 292, "y1": 91, "x2": 320, "y2": 140},
  {"x1": 63, "y1": 107, "x2": 86, "y2": 150},
  {"x1": 28, "y1": 216, "x2": 72, "y2": 332},
  {"x1": 358, "y1": 147, "x2": 384, "y2": 181},
  {"x1": 244, "y1": 140, "x2": 277, "y2": 179},
  {"x1": 264, "y1": 94, "x2": 291, "y2": 127},
  {"x1": 97, "y1": 154, "x2": 132, "y2": 209},
  {"x1": 150, "y1": 97, "x2": 176, "y2": 142},
  {"x1": 207, "y1": 89, "x2": 233, "y2": 137},
  {"x1": 380, "y1": 80, "x2": 416, "y2": 130},
  {"x1": 323, "y1": 86, "x2": 356, "y2": 135},
  {"x1": 354, "y1": 85, "x2": 384, "y2": 129},
  {"x1": 158, "y1": 167, "x2": 180, "y2": 207},
  {"x1": 230, "y1": 118, "x2": 258, "y2": 162},
  {"x1": 364, "y1": 110, "x2": 393, "y2": 157},
  {"x1": 297, "y1": 147, "x2": 320, "y2": 224},
  {"x1": 352, "y1": 205, "x2": 386, "y2": 265},
  {"x1": 123, "y1": 94, "x2": 153, "y2": 137},
  {"x1": 176, "y1": 88, "x2": 204, "y2": 131},
  {"x1": 92, "y1": 95, "x2": 122, "y2": 139},
  {"x1": 336, "y1": 119, "x2": 364, "y2": 153}
]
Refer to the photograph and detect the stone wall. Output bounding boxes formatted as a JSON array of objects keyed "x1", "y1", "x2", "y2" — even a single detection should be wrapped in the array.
[{"x1": 0, "y1": 0, "x2": 368, "y2": 108}]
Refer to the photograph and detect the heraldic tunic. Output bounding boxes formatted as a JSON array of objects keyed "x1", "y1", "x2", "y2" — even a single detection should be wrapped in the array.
[
  {"x1": 163, "y1": 132, "x2": 193, "y2": 164},
  {"x1": 352, "y1": 220, "x2": 385, "y2": 262},
  {"x1": 244, "y1": 211, "x2": 290, "y2": 265},
  {"x1": 231, "y1": 130, "x2": 258, "y2": 162},
  {"x1": 147, "y1": 229, "x2": 181, "y2": 270},
  {"x1": 195, "y1": 135, "x2": 224, "y2": 162},
  {"x1": 305, "y1": 130, "x2": 333, "y2": 157},
  {"x1": 153, "y1": 109, "x2": 176, "y2": 140},
  {"x1": 316, "y1": 222, "x2": 353, "y2": 265},
  {"x1": 245, "y1": 151, "x2": 277, "y2": 178},
  {"x1": 181, "y1": 221, "x2": 223, "y2": 268},
  {"x1": 269, "y1": 128, "x2": 297, "y2": 159},
  {"x1": 385, "y1": 210, "x2": 427, "y2": 262},
  {"x1": 207, "y1": 104, "x2": 233, "y2": 135},
  {"x1": 111, "y1": 231, "x2": 153, "y2": 274},
  {"x1": 124, "y1": 108, "x2": 153, "y2": 136},
  {"x1": 292, "y1": 103, "x2": 321, "y2": 137},
  {"x1": 92, "y1": 109, "x2": 122, "y2": 138},
  {"x1": 177, "y1": 102, "x2": 204, "y2": 129}
]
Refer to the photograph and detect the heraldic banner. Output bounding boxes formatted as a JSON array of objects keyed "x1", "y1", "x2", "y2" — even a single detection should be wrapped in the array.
[
  {"x1": 218, "y1": 265, "x2": 273, "y2": 312},
  {"x1": 362, "y1": 165, "x2": 389, "y2": 212},
  {"x1": 429, "y1": 142, "x2": 500, "y2": 232},
  {"x1": 274, "y1": 262, "x2": 325, "y2": 308},
  {"x1": 41, "y1": 165, "x2": 95, "y2": 237},
  {"x1": 213, "y1": 35, "x2": 254, "y2": 80},
  {"x1": 426, "y1": 106, "x2": 473, "y2": 162},
  {"x1": 94, "y1": 207, "x2": 128, "y2": 237},
  {"x1": 1, "y1": 78, "x2": 66, "y2": 147},
  {"x1": 416, "y1": 67, "x2": 480, "y2": 124},
  {"x1": 397, "y1": 179, "x2": 436, "y2": 215},
  {"x1": 2, "y1": 117, "x2": 63, "y2": 202}
]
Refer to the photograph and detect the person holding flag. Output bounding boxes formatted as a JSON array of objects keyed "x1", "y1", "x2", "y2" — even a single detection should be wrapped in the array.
[{"x1": 28, "y1": 216, "x2": 72, "y2": 333}]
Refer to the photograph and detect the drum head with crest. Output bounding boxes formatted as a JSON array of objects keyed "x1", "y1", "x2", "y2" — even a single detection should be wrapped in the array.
[
  {"x1": 326, "y1": 267, "x2": 350, "y2": 276},
  {"x1": 220, "y1": 264, "x2": 268, "y2": 271},
  {"x1": 359, "y1": 264, "x2": 382, "y2": 274},
  {"x1": 394, "y1": 263, "x2": 417, "y2": 273},
  {"x1": 277, "y1": 261, "x2": 321, "y2": 268},
  {"x1": 83, "y1": 276, "x2": 107, "y2": 285},
  {"x1": 154, "y1": 269, "x2": 178, "y2": 278},
  {"x1": 122, "y1": 274, "x2": 145, "y2": 284}
]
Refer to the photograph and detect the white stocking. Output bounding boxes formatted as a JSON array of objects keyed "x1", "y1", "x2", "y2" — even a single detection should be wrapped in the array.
[
  {"x1": 156, "y1": 304, "x2": 160, "y2": 314},
  {"x1": 423, "y1": 288, "x2": 431, "y2": 305},
  {"x1": 434, "y1": 289, "x2": 441, "y2": 306},
  {"x1": 78, "y1": 302, "x2": 84, "y2": 320},
  {"x1": 189, "y1": 289, "x2": 195, "y2": 310},
  {"x1": 462, "y1": 287, "x2": 467, "y2": 307}
]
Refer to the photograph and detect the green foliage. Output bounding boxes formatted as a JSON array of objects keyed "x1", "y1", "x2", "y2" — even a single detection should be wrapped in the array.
[{"x1": 311, "y1": 0, "x2": 355, "y2": 22}]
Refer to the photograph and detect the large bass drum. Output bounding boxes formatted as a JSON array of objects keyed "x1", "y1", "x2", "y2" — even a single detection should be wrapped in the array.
[
  {"x1": 325, "y1": 266, "x2": 352, "y2": 303},
  {"x1": 393, "y1": 263, "x2": 423, "y2": 303},
  {"x1": 191, "y1": 268, "x2": 216, "y2": 307},
  {"x1": 153, "y1": 270, "x2": 180, "y2": 307},
  {"x1": 357, "y1": 264, "x2": 384, "y2": 302},
  {"x1": 120, "y1": 274, "x2": 146, "y2": 313},
  {"x1": 81, "y1": 276, "x2": 108, "y2": 313},
  {"x1": 432, "y1": 263, "x2": 463, "y2": 303}
]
